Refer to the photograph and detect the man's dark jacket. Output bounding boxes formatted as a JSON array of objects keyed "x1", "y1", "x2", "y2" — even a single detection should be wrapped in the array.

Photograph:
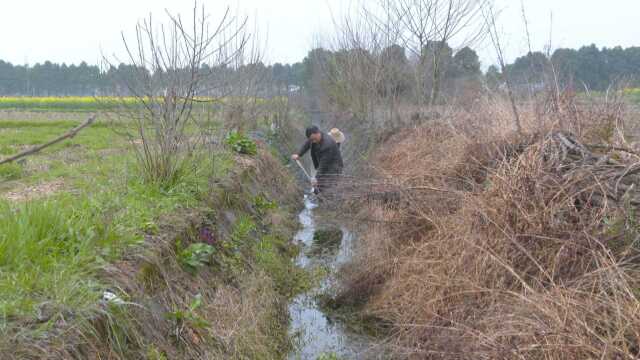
[{"x1": 297, "y1": 132, "x2": 343, "y2": 177}]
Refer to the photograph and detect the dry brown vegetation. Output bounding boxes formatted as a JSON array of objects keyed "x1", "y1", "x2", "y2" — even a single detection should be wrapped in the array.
[{"x1": 335, "y1": 92, "x2": 640, "y2": 359}]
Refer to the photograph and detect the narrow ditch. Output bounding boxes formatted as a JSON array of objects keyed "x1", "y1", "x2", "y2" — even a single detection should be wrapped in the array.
[{"x1": 287, "y1": 194, "x2": 375, "y2": 359}]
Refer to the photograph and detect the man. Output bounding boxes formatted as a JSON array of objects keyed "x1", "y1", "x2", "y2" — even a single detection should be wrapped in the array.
[{"x1": 292, "y1": 125, "x2": 343, "y2": 194}]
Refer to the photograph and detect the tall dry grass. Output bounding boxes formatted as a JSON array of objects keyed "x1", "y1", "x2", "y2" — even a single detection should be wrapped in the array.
[{"x1": 337, "y1": 92, "x2": 640, "y2": 359}]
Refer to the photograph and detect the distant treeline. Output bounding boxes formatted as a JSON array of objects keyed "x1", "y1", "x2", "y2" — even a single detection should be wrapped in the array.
[
  {"x1": 0, "y1": 44, "x2": 638, "y2": 96},
  {"x1": 498, "y1": 44, "x2": 640, "y2": 91},
  {"x1": 0, "y1": 61, "x2": 114, "y2": 96},
  {"x1": 0, "y1": 61, "x2": 307, "y2": 96}
]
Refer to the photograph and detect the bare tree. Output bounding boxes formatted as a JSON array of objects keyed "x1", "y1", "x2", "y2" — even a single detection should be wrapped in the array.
[
  {"x1": 105, "y1": 3, "x2": 254, "y2": 186},
  {"x1": 388, "y1": 0, "x2": 436, "y2": 105},
  {"x1": 428, "y1": 0, "x2": 487, "y2": 105},
  {"x1": 314, "y1": 12, "x2": 384, "y2": 122},
  {"x1": 317, "y1": 0, "x2": 488, "y2": 128},
  {"x1": 376, "y1": 0, "x2": 487, "y2": 105},
  {"x1": 482, "y1": 3, "x2": 523, "y2": 134}
]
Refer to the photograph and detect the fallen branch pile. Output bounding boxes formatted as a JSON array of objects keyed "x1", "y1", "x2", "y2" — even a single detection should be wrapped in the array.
[
  {"x1": 334, "y1": 123, "x2": 640, "y2": 359},
  {"x1": 538, "y1": 131, "x2": 640, "y2": 208}
]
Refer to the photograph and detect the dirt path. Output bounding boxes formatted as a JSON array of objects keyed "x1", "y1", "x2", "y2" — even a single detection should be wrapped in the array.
[{"x1": 2, "y1": 179, "x2": 65, "y2": 202}]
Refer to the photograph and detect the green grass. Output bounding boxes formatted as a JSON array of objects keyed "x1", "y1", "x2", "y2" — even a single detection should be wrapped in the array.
[
  {"x1": 0, "y1": 119, "x2": 119, "y2": 157},
  {"x1": 0, "y1": 196, "x2": 111, "y2": 320},
  {"x1": 0, "y1": 163, "x2": 23, "y2": 181},
  {"x1": 254, "y1": 233, "x2": 309, "y2": 298},
  {"x1": 0, "y1": 152, "x2": 221, "y2": 320},
  {"x1": 0, "y1": 120, "x2": 232, "y2": 332},
  {"x1": 0, "y1": 104, "x2": 302, "y2": 358},
  {"x1": 316, "y1": 353, "x2": 343, "y2": 360},
  {"x1": 0, "y1": 115, "x2": 228, "y2": 186}
]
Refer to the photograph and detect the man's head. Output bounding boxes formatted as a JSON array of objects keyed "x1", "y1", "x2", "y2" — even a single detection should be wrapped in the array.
[{"x1": 305, "y1": 125, "x2": 322, "y2": 143}]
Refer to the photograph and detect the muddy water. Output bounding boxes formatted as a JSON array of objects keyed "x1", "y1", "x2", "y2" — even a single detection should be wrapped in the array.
[{"x1": 288, "y1": 195, "x2": 379, "y2": 360}]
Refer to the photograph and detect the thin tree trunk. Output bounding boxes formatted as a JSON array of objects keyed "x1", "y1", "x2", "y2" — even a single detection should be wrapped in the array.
[
  {"x1": 430, "y1": 56, "x2": 441, "y2": 106},
  {"x1": 502, "y1": 68, "x2": 523, "y2": 134}
]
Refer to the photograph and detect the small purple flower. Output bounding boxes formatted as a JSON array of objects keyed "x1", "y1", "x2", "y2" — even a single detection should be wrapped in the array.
[{"x1": 199, "y1": 227, "x2": 216, "y2": 245}]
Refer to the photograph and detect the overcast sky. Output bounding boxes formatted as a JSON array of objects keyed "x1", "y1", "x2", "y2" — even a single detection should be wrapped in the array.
[{"x1": 0, "y1": 0, "x2": 637, "y2": 68}]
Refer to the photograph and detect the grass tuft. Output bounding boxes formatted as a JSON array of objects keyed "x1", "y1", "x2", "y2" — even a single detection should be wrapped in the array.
[{"x1": 0, "y1": 163, "x2": 23, "y2": 180}]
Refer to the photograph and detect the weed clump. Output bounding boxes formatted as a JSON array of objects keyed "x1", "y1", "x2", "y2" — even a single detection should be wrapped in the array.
[
  {"x1": 226, "y1": 131, "x2": 258, "y2": 155},
  {"x1": 177, "y1": 242, "x2": 216, "y2": 273}
]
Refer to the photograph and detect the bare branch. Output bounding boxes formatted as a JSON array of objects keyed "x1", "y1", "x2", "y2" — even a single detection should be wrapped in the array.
[{"x1": 0, "y1": 116, "x2": 96, "y2": 166}]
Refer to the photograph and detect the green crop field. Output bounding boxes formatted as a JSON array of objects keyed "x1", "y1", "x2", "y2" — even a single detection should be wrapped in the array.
[
  {"x1": 0, "y1": 96, "x2": 281, "y2": 112},
  {"x1": 0, "y1": 96, "x2": 133, "y2": 112}
]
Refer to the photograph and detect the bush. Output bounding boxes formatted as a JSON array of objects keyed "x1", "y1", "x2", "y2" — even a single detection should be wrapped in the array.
[
  {"x1": 177, "y1": 242, "x2": 216, "y2": 273},
  {"x1": 0, "y1": 163, "x2": 23, "y2": 181},
  {"x1": 226, "y1": 131, "x2": 257, "y2": 156},
  {"x1": 253, "y1": 194, "x2": 277, "y2": 215}
]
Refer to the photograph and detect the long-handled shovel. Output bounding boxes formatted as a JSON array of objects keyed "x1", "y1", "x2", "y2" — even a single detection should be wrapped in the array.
[
  {"x1": 295, "y1": 159, "x2": 311, "y2": 180},
  {"x1": 295, "y1": 160, "x2": 317, "y2": 193}
]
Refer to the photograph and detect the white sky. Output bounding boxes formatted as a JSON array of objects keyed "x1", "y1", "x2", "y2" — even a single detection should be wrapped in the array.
[{"x1": 0, "y1": 0, "x2": 637, "y2": 68}]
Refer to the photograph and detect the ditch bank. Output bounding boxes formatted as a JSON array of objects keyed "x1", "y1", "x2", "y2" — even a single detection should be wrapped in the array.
[{"x1": 5, "y1": 146, "x2": 306, "y2": 360}]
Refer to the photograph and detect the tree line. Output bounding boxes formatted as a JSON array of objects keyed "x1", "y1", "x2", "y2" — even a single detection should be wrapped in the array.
[
  {"x1": 0, "y1": 44, "x2": 638, "y2": 97},
  {"x1": 491, "y1": 44, "x2": 640, "y2": 92},
  {"x1": 0, "y1": 61, "x2": 121, "y2": 96},
  {"x1": 0, "y1": 60, "x2": 307, "y2": 97}
]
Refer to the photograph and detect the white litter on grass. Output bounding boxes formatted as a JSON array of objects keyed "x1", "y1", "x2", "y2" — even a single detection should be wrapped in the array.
[{"x1": 102, "y1": 291, "x2": 126, "y2": 305}]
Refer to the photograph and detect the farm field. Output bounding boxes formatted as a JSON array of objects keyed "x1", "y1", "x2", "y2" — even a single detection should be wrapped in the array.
[
  {"x1": 0, "y1": 98, "x2": 303, "y2": 358},
  {"x1": 0, "y1": 106, "x2": 218, "y2": 318},
  {"x1": 3, "y1": 1, "x2": 638, "y2": 357},
  {"x1": 0, "y1": 96, "x2": 279, "y2": 112},
  {"x1": 0, "y1": 96, "x2": 134, "y2": 112}
]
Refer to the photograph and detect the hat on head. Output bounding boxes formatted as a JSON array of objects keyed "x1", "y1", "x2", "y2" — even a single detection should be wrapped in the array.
[{"x1": 329, "y1": 128, "x2": 345, "y2": 143}]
